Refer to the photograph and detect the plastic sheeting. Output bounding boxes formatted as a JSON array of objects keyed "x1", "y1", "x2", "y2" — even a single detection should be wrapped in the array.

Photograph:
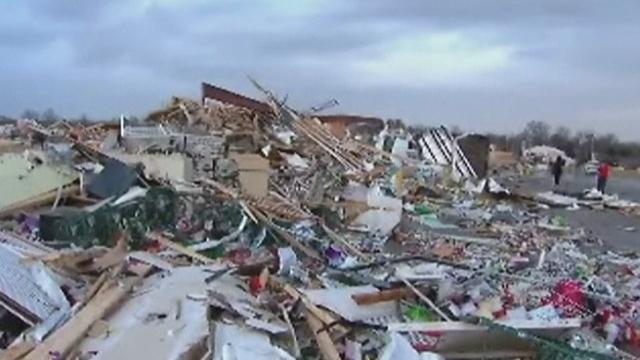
[
  {"x1": 344, "y1": 184, "x2": 402, "y2": 235},
  {"x1": 213, "y1": 323, "x2": 295, "y2": 360}
]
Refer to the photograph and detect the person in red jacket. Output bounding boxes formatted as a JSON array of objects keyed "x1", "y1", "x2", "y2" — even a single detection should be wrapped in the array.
[{"x1": 597, "y1": 162, "x2": 612, "y2": 194}]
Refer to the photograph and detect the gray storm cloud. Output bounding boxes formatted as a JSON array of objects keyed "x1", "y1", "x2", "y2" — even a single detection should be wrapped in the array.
[{"x1": 1, "y1": 0, "x2": 639, "y2": 139}]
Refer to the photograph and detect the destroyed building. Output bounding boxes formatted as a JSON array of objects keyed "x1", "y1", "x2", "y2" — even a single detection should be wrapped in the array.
[{"x1": 0, "y1": 79, "x2": 638, "y2": 360}]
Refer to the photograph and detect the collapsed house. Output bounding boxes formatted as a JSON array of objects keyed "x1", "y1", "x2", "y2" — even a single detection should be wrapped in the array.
[{"x1": 0, "y1": 79, "x2": 637, "y2": 360}]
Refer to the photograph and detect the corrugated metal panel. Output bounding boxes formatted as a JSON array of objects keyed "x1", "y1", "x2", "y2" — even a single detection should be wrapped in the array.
[
  {"x1": 0, "y1": 243, "x2": 59, "y2": 325},
  {"x1": 418, "y1": 127, "x2": 477, "y2": 179},
  {"x1": 458, "y1": 134, "x2": 490, "y2": 178}
]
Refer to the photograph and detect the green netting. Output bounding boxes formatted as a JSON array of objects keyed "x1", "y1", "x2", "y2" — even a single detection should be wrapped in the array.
[
  {"x1": 478, "y1": 318, "x2": 617, "y2": 360},
  {"x1": 44, "y1": 187, "x2": 177, "y2": 248}
]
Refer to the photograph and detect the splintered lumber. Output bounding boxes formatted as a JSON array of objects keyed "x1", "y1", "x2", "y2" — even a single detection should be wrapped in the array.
[
  {"x1": 270, "y1": 195, "x2": 372, "y2": 261},
  {"x1": 246, "y1": 194, "x2": 310, "y2": 221},
  {"x1": 351, "y1": 287, "x2": 412, "y2": 305},
  {"x1": 24, "y1": 273, "x2": 147, "y2": 360},
  {"x1": 79, "y1": 262, "x2": 126, "y2": 310},
  {"x1": 0, "y1": 341, "x2": 35, "y2": 360},
  {"x1": 279, "y1": 304, "x2": 301, "y2": 358},
  {"x1": 88, "y1": 235, "x2": 128, "y2": 272},
  {"x1": 347, "y1": 140, "x2": 397, "y2": 161},
  {"x1": 150, "y1": 233, "x2": 215, "y2": 264},
  {"x1": 292, "y1": 120, "x2": 359, "y2": 169},
  {"x1": 250, "y1": 206, "x2": 323, "y2": 261},
  {"x1": 303, "y1": 118, "x2": 366, "y2": 167},
  {"x1": 398, "y1": 276, "x2": 452, "y2": 322},
  {"x1": 305, "y1": 309, "x2": 341, "y2": 360},
  {"x1": 0, "y1": 184, "x2": 80, "y2": 219},
  {"x1": 201, "y1": 178, "x2": 239, "y2": 198},
  {"x1": 201, "y1": 178, "x2": 322, "y2": 261},
  {"x1": 321, "y1": 223, "x2": 371, "y2": 261},
  {"x1": 78, "y1": 271, "x2": 110, "y2": 309},
  {"x1": 271, "y1": 278, "x2": 347, "y2": 335},
  {"x1": 293, "y1": 120, "x2": 363, "y2": 172}
]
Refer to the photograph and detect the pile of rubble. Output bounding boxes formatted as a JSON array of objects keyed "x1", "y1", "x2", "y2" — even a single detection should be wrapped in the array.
[{"x1": 0, "y1": 80, "x2": 639, "y2": 360}]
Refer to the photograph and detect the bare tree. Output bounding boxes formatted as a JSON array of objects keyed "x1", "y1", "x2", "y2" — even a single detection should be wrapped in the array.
[
  {"x1": 40, "y1": 108, "x2": 60, "y2": 125},
  {"x1": 450, "y1": 125, "x2": 464, "y2": 137},
  {"x1": 21, "y1": 109, "x2": 40, "y2": 120},
  {"x1": 550, "y1": 126, "x2": 573, "y2": 156},
  {"x1": 522, "y1": 120, "x2": 551, "y2": 146}
]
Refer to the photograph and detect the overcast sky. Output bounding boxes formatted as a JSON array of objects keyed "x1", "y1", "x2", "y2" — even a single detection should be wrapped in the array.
[{"x1": 1, "y1": 1, "x2": 639, "y2": 139}]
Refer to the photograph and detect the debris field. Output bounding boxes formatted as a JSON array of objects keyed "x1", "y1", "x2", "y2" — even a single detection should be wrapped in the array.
[{"x1": 1, "y1": 80, "x2": 640, "y2": 360}]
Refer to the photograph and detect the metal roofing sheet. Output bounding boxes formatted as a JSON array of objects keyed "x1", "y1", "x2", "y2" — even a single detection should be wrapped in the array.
[{"x1": 0, "y1": 243, "x2": 59, "y2": 324}]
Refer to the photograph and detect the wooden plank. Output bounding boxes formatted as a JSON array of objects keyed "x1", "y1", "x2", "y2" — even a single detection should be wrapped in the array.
[
  {"x1": 351, "y1": 287, "x2": 411, "y2": 305},
  {"x1": 271, "y1": 278, "x2": 347, "y2": 335},
  {"x1": 305, "y1": 309, "x2": 341, "y2": 360},
  {"x1": 292, "y1": 121, "x2": 360, "y2": 171},
  {"x1": 398, "y1": 276, "x2": 452, "y2": 321},
  {"x1": 77, "y1": 271, "x2": 109, "y2": 309},
  {"x1": 68, "y1": 195, "x2": 100, "y2": 204},
  {"x1": 88, "y1": 235, "x2": 128, "y2": 272},
  {"x1": 298, "y1": 120, "x2": 363, "y2": 167},
  {"x1": 279, "y1": 304, "x2": 301, "y2": 358},
  {"x1": 0, "y1": 341, "x2": 35, "y2": 360},
  {"x1": 347, "y1": 140, "x2": 397, "y2": 161},
  {"x1": 0, "y1": 185, "x2": 80, "y2": 219},
  {"x1": 23, "y1": 268, "x2": 151, "y2": 360},
  {"x1": 78, "y1": 262, "x2": 126, "y2": 310},
  {"x1": 150, "y1": 233, "x2": 214, "y2": 264},
  {"x1": 321, "y1": 223, "x2": 371, "y2": 261},
  {"x1": 250, "y1": 206, "x2": 323, "y2": 261}
]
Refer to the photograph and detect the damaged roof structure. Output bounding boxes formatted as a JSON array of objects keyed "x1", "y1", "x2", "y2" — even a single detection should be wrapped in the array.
[{"x1": 0, "y1": 79, "x2": 639, "y2": 360}]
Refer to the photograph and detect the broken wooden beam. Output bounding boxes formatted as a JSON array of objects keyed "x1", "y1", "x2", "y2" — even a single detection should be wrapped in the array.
[
  {"x1": 250, "y1": 206, "x2": 323, "y2": 261},
  {"x1": 321, "y1": 223, "x2": 371, "y2": 261},
  {"x1": 270, "y1": 278, "x2": 348, "y2": 335},
  {"x1": 279, "y1": 304, "x2": 301, "y2": 358},
  {"x1": 351, "y1": 287, "x2": 412, "y2": 305},
  {"x1": 305, "y1": 309, "x2": 341, "y2": 360},
  {"x1": 0, "y1": 184, "x2": 80, "y2": 219},
  {"x1": 0, "y1": 341, "x2": 35, "y2": 360},
  {"x1": 149, "y1": 233, "x2": 215, "y2": 265},
  {"x1": 23, "y1": 267, "x2": 152, "y2": 360},
  {"x1": 398, "y1": 276, "x2": 452, "y2": 322}
]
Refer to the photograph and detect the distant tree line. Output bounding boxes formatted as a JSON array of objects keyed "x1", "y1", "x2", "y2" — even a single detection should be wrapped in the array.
[
  {"x1": 17, "y1": 108, "x2": 135, "y2": 126},
  {"x1": 20, "y1": 108, "x2": 94, "y2": 125},
  {"x1": 487, "y1": 120, "x2": 640, "y2": 166}
]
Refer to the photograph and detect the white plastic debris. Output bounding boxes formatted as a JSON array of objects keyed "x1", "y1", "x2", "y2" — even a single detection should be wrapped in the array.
[
  {"x1": 535, "y1": 191, "x2": 578, "y2": 207},
  {"x1": 282, "y1": 153, "x2": 309, "y2": 169},
  {"x1": 379, "y1": 333, "x2": 421, "y2": 360},
  {"x1": 420, "y1": 353, "x2": 445, "y2": 360},
  {"x1": 277, "y1": 247, "x2": 298, "y2": 276}
]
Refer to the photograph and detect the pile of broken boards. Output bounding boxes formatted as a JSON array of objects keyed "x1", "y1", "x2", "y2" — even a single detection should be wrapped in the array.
[{"x1": 1, "y1": 82, "x2": 640, "y2": 360}]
